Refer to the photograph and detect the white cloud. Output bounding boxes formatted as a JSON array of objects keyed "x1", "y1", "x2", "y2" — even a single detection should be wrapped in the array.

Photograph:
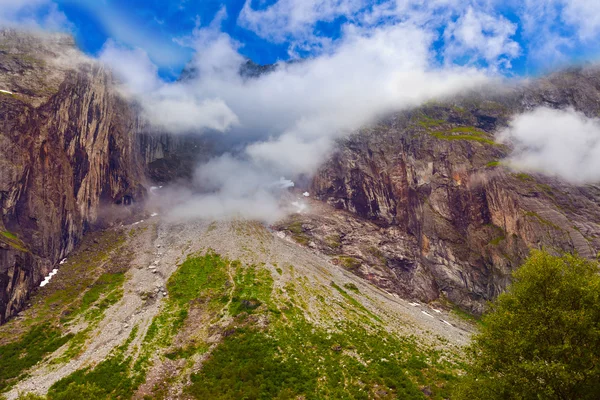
[
  {"x1": 98, "y1": 40, "x2": 239, "y2": 134},
  {"x1": 0, "y1": 0, "x2": 71, "y2": 31},
  {"x1": 100, "y1": 15, "x2": 491, "y2": 222},
  {"x1": 238, "y1": 0, "x2": 366, "y2": 43},
  {"x1": 562, "y1": 0, "x2": 600, "y2": 41},
  {"x1": 499, "y1": 107, "x2": 600, "y2": 183},
  {"x1": 164, "y1": 155, "x2": 298, "y2": 223},
  {"x1": 443, "y1": 7, "x2": 520, "y2": 69},
  {"x1": 99, "y1": 40, "x2": 160, "y2": 94}
]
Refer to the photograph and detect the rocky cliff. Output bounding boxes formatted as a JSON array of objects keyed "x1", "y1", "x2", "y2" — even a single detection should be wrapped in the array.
[
  {"x1": 3, "y1": 28, "x2": 600, "y2": 324},
  {"x1": 0, "y1": 30, "x2": 146, "y2": 323},
  {"x1": 278, "y1": 67, "x2": 600, "y2": 314}
]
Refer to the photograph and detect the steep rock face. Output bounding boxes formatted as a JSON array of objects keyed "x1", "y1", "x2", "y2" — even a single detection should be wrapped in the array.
[
  {"x1": 290, "y1": 68, "x2": 600, "y2": 314},
  {"x1": 0, "y1": 30, "x2": 145, "y2": 323},
  {"x1": 138, "y1": 132, "x2": 215, "y2": 184}
]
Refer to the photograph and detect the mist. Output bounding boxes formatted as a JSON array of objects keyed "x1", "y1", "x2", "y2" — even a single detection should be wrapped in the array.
[
  {"x1": 100, "y1": 11, "x2": 495, "y2": 223},
  {"x1": 499, "y1": 107, "x2": 600, "y2": 183}
]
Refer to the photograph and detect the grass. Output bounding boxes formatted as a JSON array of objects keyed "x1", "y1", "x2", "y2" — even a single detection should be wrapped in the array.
[
  {"x1": 51, "y1": 252, "x2": 234, "y2": 399},
  {"x1": 286, "y1": 221, "x2": 311, "y2": 246},
  {"x1": 141, "y1": 251, "x2": 460, "y2": 399},
  {"x1": 31, "y1": 231, "x2": 128, "y2": 327},
  {"x1": 430, "y1": 131, "x2": 496, "y2": 145},
  {"x1": 72, "y1": 273, "x2": 125, "y2": 321},
  {"x1": 416, "y1": 114, "x2": 446, "y2": 129},
  {"x1": 515, "y1": 172, "x2": 534, "y2": 182},
  {"x1": 330, "y1": 281, "x2": 382, "y2": 323},
  {"x1": 450, "y1": 307, "x2": 483, "y2": 327},
  {"x1": 5, "y1": 248, "x2": 465, "y2": 399},
  {"x1": 0, "y1": 324, "x2": 73, "y2": 392},
  {"x1": 486, "y1": 160, "x2": 500, "y2": 167},
  {"x1": 0, "y1": 230, "x2": 28, "y2": 252},
  {"x1": 190, "y1": 319, "x2": 432, "y2": 399},
  {"x1": 187, "y1": 310, "x2": 456, "y2": 400},
  {"x1": 48, "y1": 327, "x2": 139, "y2": 400},
  {"x1": 325, "y1": 234, "x2": 342, "y2": 249},
  {"x1": 524, "y1": 211, "x2": 563, "y2": 231},
  {"x1": 1, "y1": 231, "x2": 17, "y2": 240},
  {"x1": 337, "y1": 256, "x2": 362, "y2": 271},
  {"x1": 229, "y1": 262, "x2": 274, "y2": 316},
  {"x1": 449, "y1": 126, "x2": 485, "y2": 135},
  {"x1": 0, "y1": 230, "x2": 131, "y2": 391},
  {"x1": 343, "y1": 282, "x2": 360, "y2": 293},
  {"x1": 143, "y1": 251, "x2": 229, "y2": 352},
  {"x1": 487, "y1": 224, "x2": 506, "y2": 246},
  {"x1": 413, "y1": 113, "x2": 497, "y2": 146}
]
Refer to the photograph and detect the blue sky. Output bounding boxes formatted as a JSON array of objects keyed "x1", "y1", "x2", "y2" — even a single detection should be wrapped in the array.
[{"x1": 4, "y1": 0, "x2": 600, "y2": 80}]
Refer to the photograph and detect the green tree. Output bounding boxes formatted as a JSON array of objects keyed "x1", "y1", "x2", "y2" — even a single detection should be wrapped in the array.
[{"x1": 454, "y1": 250, "x2": 600, "y2": 399}]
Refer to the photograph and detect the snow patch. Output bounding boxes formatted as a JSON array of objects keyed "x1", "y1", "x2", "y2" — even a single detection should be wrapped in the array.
[
  {"x1": 409, "y1": 302, "x2": 420, "y2": 307},
  {"x1": 150, "y1": 213, "x2": 158, "y2": 217},
  {"x1": 442, "y1": 320, "x2": 453, "y2": 327},
  {"x1": 302, "y1": 192, "x2": 310, "y2": 197},
  {"x1": 0, "y1": 89, "x2": 13, "y2": 95},
  {"x1": 59, "y1": 258, "x2": 67, "y2": 265},
  {"x1": 40, "y1": 269, "x2": 58, "y2": 287},
  {"x1": 421, "y1": 311, "x2": 434, "y2": 318}
]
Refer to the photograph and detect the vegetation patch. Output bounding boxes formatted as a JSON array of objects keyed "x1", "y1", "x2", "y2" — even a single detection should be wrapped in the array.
[
  {"x1": 430, "y1": 130, "x2": 496, "y2": 145},
  {"x1": 524, "y1": 211, "x2": 563, "y2": 231},
  {"x1": 67, "y1": 272, "x2": 125, "y2": 322},
  {"x1": 325, "y1": 234, "x2": 342, "y2": 249},
  {"x1": 0, "y1": 229, "x2": 131, "y2": 391},
  {"x1": 454, "y1": 251, "x2": 600, "y2": 399},
  {"x1": 229, "y1": 262, "x2": 274, "y2": 316},
  {"x1": 337, "y1": 256, "x2": 362, "y2": 271},
  {"x1": 487, "y1": 224, "x2": 506, "y2": 246},
  {"x1": 343, "y1": 282, "x2": 360, "y2": 293},
  {"x1": 414, "y1": 115, "x2": 496, "y2": 145},
  {"x1": 48, "y1": 327, "x2": 139, "y2": 400},
  {"x1": 330, "y1": 281, "x2": 382, "y2": 324},
  {"x1": 5, "y1": 248, "x2": 465, "y2": 400},
  {"x1": 0, "y1": 324, "x2": 73, "y2": 392},
  {"x1": 450, "y1": 306, "x2": 483, "y2": 327},
  {"x1": 187, "y1": 312, "x2": 455, "y2": 399},
  {"x1": 286, "y1": 221, "x2": 311, "y2": 246},
  {"x1": 0, "y1": 230, "x2": 28, "y2": 252},
  {"x1": 514, "y1": 172, "x2": 534, "y2": 182},
  {"x1": 142, "y1": 251, "x2": 229, "y2": 354},
  {"x1": 415, "y1": 114, "x2": 446, "y2": 129}
]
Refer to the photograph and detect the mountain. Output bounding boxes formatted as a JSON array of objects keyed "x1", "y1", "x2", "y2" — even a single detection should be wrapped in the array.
[
  {"x1": 1, "y1": 30, "x2": 600, "y2": 399},
  {"x1": 279, "y1": 70, "x2": 600, "y2": 314},
  {"x1": 0, "y1": 30, "x2": 146, "y2": 324}
]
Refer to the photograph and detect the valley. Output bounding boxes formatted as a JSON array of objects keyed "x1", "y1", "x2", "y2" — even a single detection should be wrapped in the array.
[{"x1": 0, "y1": 211, "x2": 472, "y2": 399}]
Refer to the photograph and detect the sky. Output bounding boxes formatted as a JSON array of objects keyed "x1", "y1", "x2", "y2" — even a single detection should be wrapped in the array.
[
  {"x1": 2, "y1": 0, "x2": 600, "y2": 80},
  {"x1": 2, "y1": 0, "x2": 600, "y2": 221}
]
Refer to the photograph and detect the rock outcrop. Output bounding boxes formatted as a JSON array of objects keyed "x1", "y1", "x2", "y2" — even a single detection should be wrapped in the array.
[
  {"x1": 283, "y1": 68, "x2": 600, "y2": 314},
  {"x1": 0, "y1": 30, "x2": 145, "y2": 323}
]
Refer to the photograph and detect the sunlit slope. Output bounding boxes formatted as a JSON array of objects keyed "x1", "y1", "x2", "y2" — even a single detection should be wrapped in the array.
[{"x1": 0, "y1": 218, "x2": 473, "y2": 399}]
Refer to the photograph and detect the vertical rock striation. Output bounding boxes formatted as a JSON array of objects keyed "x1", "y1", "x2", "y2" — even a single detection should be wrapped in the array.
[
  {"x1": 306, "y1": 69, "x2": 600, "y2": 313},
  {"x1": 0, "y1": 30, "x2": 145, "y2": 323}
]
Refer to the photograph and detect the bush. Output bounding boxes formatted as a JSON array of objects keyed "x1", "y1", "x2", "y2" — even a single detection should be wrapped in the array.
[{"x1": 454, "y1": 250, "x2": 600, "y2": 399}]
